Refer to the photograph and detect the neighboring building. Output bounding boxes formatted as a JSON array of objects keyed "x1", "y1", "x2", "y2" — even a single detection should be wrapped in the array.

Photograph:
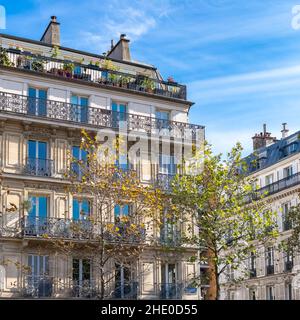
[
  {"x1": 220, "y1": 124, "x2": 300, "y2": 300},
  {"x1": 0, "y1": 17, "x2": 204, "y2": 299}
]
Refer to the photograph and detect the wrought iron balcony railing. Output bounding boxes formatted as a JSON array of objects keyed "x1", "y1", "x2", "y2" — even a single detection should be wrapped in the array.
[
  {"x1": 285, "y1": 261, "x2": 293, "y2": 273},
  {"x1": 0, "y1": 91, "x2": 204, "y2": 138},
  {"x1": 253, "y1": 172, "x2": 300, "y2": 200},
  {"x1": 21, "y1": 216, "x2": 146, "y2": 243},
  {"x1": 159, "y1": 230, "x2": 181, "y2": 247},
  {"x1": 156, "y1": 173, "x2": 176, "y2": 191},
  {"x1": 22, "y1": 276, "x2": 139, "y2": 299},
  {"x1": 159, "y1": 283, "x2": 183, "y2": 299},
  {"x1": 4, "y1": 49, "x2": 187, "y2": 100},
  {"x1": 266, "y1": 265, "x2": 274, "y2": 275},
  {"x1": 23, "y1": 157, "x2": 54, "y2": 177}
]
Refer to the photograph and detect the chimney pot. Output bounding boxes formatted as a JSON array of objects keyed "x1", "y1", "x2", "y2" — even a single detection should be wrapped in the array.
[
  {"x1": 120, "y1": 33, "x2": 126, "y2": 39},
  {"x1": 252, "y1": 124, "x2": 277, "y2": 151},
  {"x1": 51, "y1": 16, "x2": 57, "y2": 22},
  {"x1": 281, "y1": 123, "x2": 289, "y2": 139}
]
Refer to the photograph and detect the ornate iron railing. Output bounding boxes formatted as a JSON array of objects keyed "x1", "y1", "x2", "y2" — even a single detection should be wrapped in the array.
[
  {"x1": 253, "y1": 172, "x2": 300, "y2": 200},
  {"x1": 23, "y1": 275, "x2": 54, "y2": 298},
  {"x1": 159, "y1": 283, "x2": 183, "y2": 299},
  {"x1": 23, "y1": 157, "x2": 54, "y2": 177},
  {"x1": 21, "y1": 216, "x2": 146, "y2": 243},
  {"x1": 0, "y1": 91, "x2": 204, "y2": 138},
  {"x1": 156, "y1": 173, "x2": 176, "y2": 191},
  {"x1": 266, "y1": 265, "x2": 274, "y2": 275},
  {"x1": 5, "y1": 49, "x2": 187, "y2": 100}
]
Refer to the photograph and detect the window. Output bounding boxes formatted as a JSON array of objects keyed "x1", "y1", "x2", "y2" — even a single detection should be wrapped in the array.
[
  {"x1": 284, "y1": 249, "x2": 293, "y2": 272},
  {"x1": 265, "y1": 174, "x2": 274, "y2": 186},
  {"x1": 266, "y1": 285, "x2": 275, "y2": 300},
  {"x1": 27, "y1": 255, "x2": 52, "y2": 297},
  {"x1": 26, "y1": 196, "x2": 48, "y2": 236},
  {"x1": 160, "y1": 208, "x2": 178, "y2": 246},
  {"x1": 73, "y1": 199, "x2": 90, "y2": 220},
  {"x1": 285, "y1": 282, "x2": 293, "y2": 300},
  {"x1": 114, "y1": 204, "x2": 130, "y2": 217},
  {"x1": 283, "y1": 166, "x2": 293, "y2": 178},
  {"x1": 71, "y1": 95, "x2": 88, "y2": 123},
  {"x1": 265, "y1": 247, "x2": 274, "y2": 275},
  {"x1": 249, "y1": 252, "x2": 256, "y2": 278},
  {"x1": 288, "y1": 143, "x2": 298, "y2": 154},
  {"x1": 227, "y1": 290, "x2": 235, "y2": 300},
  {"x1": 72, "y1": 146, "x2": 88, "y2": 177},
  {"x1": 112, "y1": 101, "x2": 127, "y2": 127},
  {"x1": 249, "y1": 288, "x2": 256, "y2": 300},
  {"x1": 282, "y1": 202, "x2": 292, "y2": 231},
  {"x1": 28, "y1": 87, "x2": 47, "y2": 116},
  {"x1": 114, "y1": 264, "x2": 136, "y2": 299},
  {"x1": 161, "y1": 263, "x2": 178, "y2": 299},
  {"x1": 159, "y1": 154, "x2": 176, "y2": 175},
  {"x1": 226, "y1": 265, "x2": 234, "y2": 281},
  {"x1": 27, "y1": 140, "x2": 50, "y2": 176},
  {"x1": 156, "y1": 110, "x2": 170, "y2": 129},
  {"x1": 72, "y1": 259, "x2": 91, "y2": 297}
]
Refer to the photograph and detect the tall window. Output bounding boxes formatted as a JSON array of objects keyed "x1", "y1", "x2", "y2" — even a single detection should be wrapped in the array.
[
  {"x1": 285, "y1": 282, "x2": 293, "y2": 300},
  {"x1": 249, "y1": 288, "x2": 256, "y2": 300},
  {"x1": 72, "y1": 259, "x2": 91, "y2": 297},
  {"x1": 266, "y1": 285, "x2": 275, "y2": 300},
  {"x1": 283, "y1": 165, "x2": 293, "y2": 178},
  {"x1": 265, "y1": 174, "x2": 274, "y2": 186},
  {"x1": 112, "y1": 101, "x2": 127, "y2": 128},
  {"x1": 226, "y1": 265, "x2": 234, "y2": 281},
  {"x1": 71, "y1": 95, "x2": 88, "y2": 123},
  {"x1": 114, "y1": 264, "x2": 135, "y2": 299},
  {"x1": 284, "y1": 249, "x2": 293, "y2": 272},
  {"x1": 72, "y1": 146, "x2": 88, "y2": 177},
  {"x1": 27, "y1": 140, "x2": 49, "y2": 176},
  {"x1": 249, "y1": 252, "x2": 256, "y2": 278},
  {"x1": 27, "y1": 255, "x2": 51, "y2": 297},
  {"x1": 114, "y1": 204, "x2": 130, "y2": 218},
  {"x1": 73, "y1": 199, "x2": 90, "y2": 220},
  {"x1": 26, "y1": 196, "x2": 48, "y2": 236},
  {"x1": 161, "y1": 263, "x2": 178, "y2": 299},
  {"x1": 266, "y1": 247, "x2": 274, "y2": 275},
  {"x1": 28, "y1": 87, "x2": 47, "y2": 116},
  {"x1": 282, "y1": 202, "x2": 292, "y2": 231}
]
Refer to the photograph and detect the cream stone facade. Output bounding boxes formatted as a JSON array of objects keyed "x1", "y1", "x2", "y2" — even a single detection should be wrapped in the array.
[
  {"x1": 0, "y1": 17, "x2": 204, "y2": 299},
  {"x1": 220, "y1": 126, "x2": 300, "y2": 300}
]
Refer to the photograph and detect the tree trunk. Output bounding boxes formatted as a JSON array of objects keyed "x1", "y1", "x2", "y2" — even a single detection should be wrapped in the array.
[{"x1": 205, "y1": 248, "x2": 219, "y2": 300}]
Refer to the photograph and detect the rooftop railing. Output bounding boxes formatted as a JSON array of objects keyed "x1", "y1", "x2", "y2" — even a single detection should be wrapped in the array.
[{"x1": 3, "y1": 48, "x2": 187, "y2": 100}]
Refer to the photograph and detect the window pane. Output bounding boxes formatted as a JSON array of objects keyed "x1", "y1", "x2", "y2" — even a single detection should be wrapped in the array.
[
  {"x1": 81, "y1": 200, "x2": 90, "y2": 217},
  {"x1": 114, "y1": 205, "x2": 121, "y2": 217},
  {"x1": 72, "y1": 146, "x2": 80, "y2": 159},
  {"x1": 38, "y1": 142, "x2": 47, "y2": 159},
  {"x1": 71, "y1": 95, "x2": 78, "y2": 105},
  {"x1": 28, "y1": 140, "x2": 37, "y2": 159},
  {"x1": 38, "y1": 197, "x2": 48, "y2": 219}
]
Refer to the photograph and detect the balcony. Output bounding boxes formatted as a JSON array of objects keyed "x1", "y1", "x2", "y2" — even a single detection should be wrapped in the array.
[
  {"x1": 21, "y1": 216, "x2": 146, "y2": 243},
  {"x1": 266, "y1": 265, "x2": 274, "y2": 275},
  {"x1": 23, "y1": 157, "x2": 54, "y2": 177},
  {"x1": 283, "y1": 220, "x2": 292, "y2": 232},
  {"x1": 3, "y1": 48, "x2": 187, "y2": 101},
  {"x1": 159, "y1": 283, "x2": 183, "y2": 299},
  {"x1": 113, "y1": 281, "x2": 139, "y2": 299},
  {"x1": 23, "y1": 275, "x2": 53, "y2": 298},
  {"x1": 0, "y1": 91, "x2": 204, "y2": 138},
  {"x1": 253, "y1": 172, "x2": 300, "y2": 200},
  {"x1": 285, "y1": 260, "x2": 293, "y2": 273}
]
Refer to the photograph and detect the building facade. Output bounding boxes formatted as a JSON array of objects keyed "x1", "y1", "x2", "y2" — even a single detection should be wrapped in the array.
[
  {"x1": 220, "y1": 124, "x2": 300, "y2": 300},
  {"x1": 0, "y1": 17, "x2": 204, "y2": 299}
]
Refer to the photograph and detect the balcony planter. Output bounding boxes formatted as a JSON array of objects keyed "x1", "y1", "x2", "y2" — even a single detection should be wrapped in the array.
[
  {"x1": 141, "y1": 78, "x2": 155, "y2": 93},
  {"x1": 0, "y1": 48, "x2": 14, "y2": 67},
  {"x1": 63, "y1": 62, "x2": 75, "y2": 78}
]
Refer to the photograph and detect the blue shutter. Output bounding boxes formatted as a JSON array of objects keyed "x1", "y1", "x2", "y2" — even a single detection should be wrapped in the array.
[
  {"x1": 73, "y1": 199, "x2": 80, "y2": 220},
  {"x1": 28, "y1": 88, "x2": 36, "y2": 115},
  {"x1": 38, "y1": 89, "x2": 47, "y2": 116},
  {"x1": 114, "y1": 205, "x2": 121, "y2": 217},
  {"x1": 81, "y1": 200, "x2": 90, "y2": 218}
]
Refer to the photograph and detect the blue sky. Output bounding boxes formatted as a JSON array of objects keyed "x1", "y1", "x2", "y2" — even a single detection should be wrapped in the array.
[{"x1": 2, "y1": 0, "x2": 300, "y2": 155}]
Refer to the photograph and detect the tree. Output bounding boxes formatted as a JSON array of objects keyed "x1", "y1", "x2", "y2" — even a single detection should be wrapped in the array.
[
  {"x1": 169, "y1": 142, "x2": 278, "y2": 300},
  {"x1": 32, "y1": 130, "x2": 163, "y2": 299}
]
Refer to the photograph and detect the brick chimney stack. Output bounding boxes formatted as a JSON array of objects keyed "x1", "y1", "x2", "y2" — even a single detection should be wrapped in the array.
[
  {"x1": 107, "y1": 34, "x2": 131, "y2": 61},
  {"x1": 40, "y1": 16, "x2": 60, "y2": 46},
  {"x1": 252, "y1": 124, "x2": 277, "y2": 151}
]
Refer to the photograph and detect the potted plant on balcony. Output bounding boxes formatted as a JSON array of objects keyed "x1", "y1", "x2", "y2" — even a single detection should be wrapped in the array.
[
  {"x1": 141, "y1": 77, "x2": 155, "y2": 93},
  {"x1": 51, "y1": 45, "x2": 60, "y2": 58},
  {"x1": 63, "y1": 62, "x2": 75, "y2": 78},
  {"x1": 120, "y1": 75, "x2": 131, "y2": 88},
  {"x1": 0, "y1": 48, "x2": 13, "y2": 67}
]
